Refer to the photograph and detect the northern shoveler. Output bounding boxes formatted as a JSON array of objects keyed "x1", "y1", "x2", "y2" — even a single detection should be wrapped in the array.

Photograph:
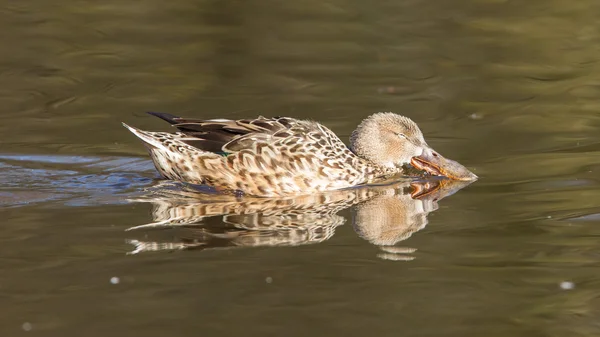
[{"x1": 123, "y1": 112, "x2": 477, "y2": 197}]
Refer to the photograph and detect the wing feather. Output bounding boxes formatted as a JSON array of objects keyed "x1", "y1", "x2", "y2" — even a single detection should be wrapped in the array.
[{"x1": 147, "y1": 112, "x2": 335, "y2": 156}]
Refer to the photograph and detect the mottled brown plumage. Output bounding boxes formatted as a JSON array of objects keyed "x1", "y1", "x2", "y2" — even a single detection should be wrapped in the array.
[{"x1": 123, "y1": 112, "x2": 476, "y2": 197}]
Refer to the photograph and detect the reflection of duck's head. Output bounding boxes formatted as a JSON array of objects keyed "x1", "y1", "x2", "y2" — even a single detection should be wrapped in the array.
[
  {"x1": 352, "y1": 190, "x2": 435, "y2": 247},
  {"x1": 351, "y1": 113, "x2": 477, "y2": 181},
  {"x1": 352, "y1": 179, "x2": 473, "y2": 247}
]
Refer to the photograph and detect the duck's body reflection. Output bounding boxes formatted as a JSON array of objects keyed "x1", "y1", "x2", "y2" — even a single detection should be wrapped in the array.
[{"x1": 127, "y1": 178, "x2": 472, "y2": 260}]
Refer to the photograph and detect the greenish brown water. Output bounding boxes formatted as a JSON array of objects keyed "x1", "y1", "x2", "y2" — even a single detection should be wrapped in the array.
[{"x1": 2, "y1": 0, "x2": 600, "y2": 336}]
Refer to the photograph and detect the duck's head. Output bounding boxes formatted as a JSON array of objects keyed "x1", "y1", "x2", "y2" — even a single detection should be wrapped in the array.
[{"x1": 350, "y1": 112, "x2": 477, "y2": 181}]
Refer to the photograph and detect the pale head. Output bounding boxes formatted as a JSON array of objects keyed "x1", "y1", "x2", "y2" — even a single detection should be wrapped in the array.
[
  {"x1": 350, "y1": 113, "x2": 426, "y2": 167},
  {"x1": 350, "y1": 112, "x2": 477, "y2": 181}
]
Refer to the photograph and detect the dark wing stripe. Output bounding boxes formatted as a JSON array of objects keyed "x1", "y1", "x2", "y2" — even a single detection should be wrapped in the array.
[
  {"x1": 187, "y1": 131, "x2": 234, "y2": 142},
  {"x1": 147, "y1": 111, "x2": 181, "y2": 124},
  {"x1": 179, "y1": 139, "x2": 226, "y2": 153}
]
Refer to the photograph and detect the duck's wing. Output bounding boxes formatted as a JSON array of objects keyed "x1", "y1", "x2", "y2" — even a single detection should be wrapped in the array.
[{"x1": 147, "y1": 111, "x2": 340, "y2": 155}]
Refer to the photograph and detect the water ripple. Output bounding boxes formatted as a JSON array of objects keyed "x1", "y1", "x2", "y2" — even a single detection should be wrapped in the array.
[{"x1": 0, "y1": 154, "x2": 155, "y2": 207}]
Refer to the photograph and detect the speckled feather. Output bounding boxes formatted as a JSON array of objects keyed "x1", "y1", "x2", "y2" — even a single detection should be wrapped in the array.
[{"x1": 124, "y1": 112, "x2": 397, "y2": 197}]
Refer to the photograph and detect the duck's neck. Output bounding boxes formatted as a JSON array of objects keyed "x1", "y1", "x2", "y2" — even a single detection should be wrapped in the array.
[{"x1": 352, "y1": 154, "x2": 403, "y2": 184}]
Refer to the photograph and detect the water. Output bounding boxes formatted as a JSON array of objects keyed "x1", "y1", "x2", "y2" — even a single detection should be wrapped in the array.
[{"x1": 2, "y1": 0, "x2": 600, "y2": 336}]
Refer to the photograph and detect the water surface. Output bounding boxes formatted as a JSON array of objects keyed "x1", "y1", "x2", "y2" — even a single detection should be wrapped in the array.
[{"x1": 2, "y1": 0, "x2": 600, "y2": 336}]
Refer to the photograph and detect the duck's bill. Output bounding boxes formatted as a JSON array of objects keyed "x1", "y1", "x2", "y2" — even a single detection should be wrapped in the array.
[{"x1": 410, "y1": 149, "x2": 477, "y2": 181}]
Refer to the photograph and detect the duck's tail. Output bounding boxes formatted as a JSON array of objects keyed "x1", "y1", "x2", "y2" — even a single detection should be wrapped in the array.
[
  {"x1": 122, "y1": 123, "x2": 221, "y2": 184},
  {"x1": 122, "y1": 123, "x2": 170, "y2": 151}
]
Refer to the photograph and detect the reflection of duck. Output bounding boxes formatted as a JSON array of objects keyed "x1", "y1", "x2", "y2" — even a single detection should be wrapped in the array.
[
  {"x1": 123, "y1": 112, "x2": 476, "y2": 197},
  {"x1": 126, "y1": 179, "x2": 473, "y2": 260},
  {"x1": 352, "y1": 180, "x2": 450, "y2": 261}
]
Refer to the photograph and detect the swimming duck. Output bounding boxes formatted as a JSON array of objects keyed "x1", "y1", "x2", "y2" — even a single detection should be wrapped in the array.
[{"x1": 123, "y1": 112, "x2": 476, "y2": 197}]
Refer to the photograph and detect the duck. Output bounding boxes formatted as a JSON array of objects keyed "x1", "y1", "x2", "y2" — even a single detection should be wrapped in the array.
[{"x1": 123, "y1": 112, "x2": 477, "y2": 197}]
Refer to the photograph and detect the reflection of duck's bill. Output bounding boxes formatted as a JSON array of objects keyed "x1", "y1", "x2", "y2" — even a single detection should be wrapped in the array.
[
  {"x1": 410, "y1": 150, "x2": 478, "y2": 181},
  {"x1": 410, "y1": 178, "x2": 475, "y2": 200},
  {"x1": 410, "y1": 180, "x2": 441, "y2": 199}
]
